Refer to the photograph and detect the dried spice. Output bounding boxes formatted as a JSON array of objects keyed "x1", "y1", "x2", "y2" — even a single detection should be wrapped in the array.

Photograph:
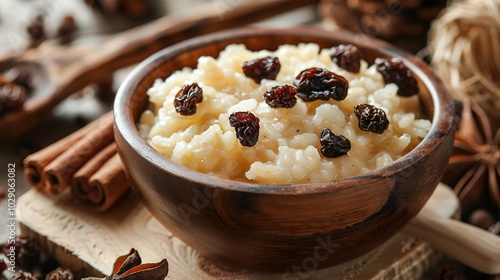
[
  {"x1": 1, "y1": 235, "x2": 40, "y2": 270},
  {"x1": 468, "y1": 209, "x2": 496, "y2": 230},
  {"x1": 329, "y1": 44, "x2": 362, "y2": 73},
  {"x1": 375, "y1": 57, "x2": 419, "y2": 97},
  {"x1": 264, "y1": 84, "x2": 297, "y2": 108},
  {"x1": 57, "y1": 15, "x2": 78, "y2": 45},
  {"x1": 11, "y1": 271, "x2": 38, "y2": 280},
  {"x1": 83, "y1": 248, "x2": 169, "y2": 280},
  {"x1": 436, "y1": 262, "x2": 464, "y2": 280},
  {"x1": 26, "y1": 14, "x2": 45, "y2": 47},
  {"x1": 229, "y1": 111, "x2": 260, "y2": 147},
  {"x1": 46, "y1": 267, "x2": 75, "y2": 280},
  {"x1": 294, "y1": 67, "x2": 349, "y2": 101},
  {"x1": 441, "y1": 99, "x2": 500, "y2": 215},
  {"x1": 0, "y1": 258, "x2": 6, "y2": 273},
  {"x1": 2, "y1": 68, "x2": 33, "y2": 91},
  {"x1": 319, "y1": 128, "x2": 351, "y2": 158},
  {"x1": 242, "y1": 56, "x2": 281, "y2": 84},
  {"x1": 84, "y1": 0, "x2": 149, "y2": 18},
  {"x1": 174, "y1": 83, "x2": 203, "y2": 116},
  {"x1": 354, "y1": 103, "x2": 390, "y2": 134},
  {"x1": 0, "y1": 83, "x2": 28, "y2": 113}
]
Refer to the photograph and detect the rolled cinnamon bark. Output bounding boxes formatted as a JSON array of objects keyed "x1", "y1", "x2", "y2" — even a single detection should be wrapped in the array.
[
  {"x1": 44, "y1": 111, "x2": 114, "y2": 194},
  {"x1": 87, "y1": 153, "x2": 130, "y2": 212},
  {"x1": 23, "y1": 112, "x2": 113, "y2": 190},
  {"x1": 71, "y1": 142, "x2": 118, "y2": 201}
]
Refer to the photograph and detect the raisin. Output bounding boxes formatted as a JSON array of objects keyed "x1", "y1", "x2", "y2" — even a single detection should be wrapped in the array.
[
  {"x1": 1, "y1": 235, "x2": 40, "y2": 270},
  {"x1": 242, "y1": 56, "x2": 280, "y2": 84},
  {"x1": 354, "y1": 104, "x2": 390, "y2": 134},
  {"x1": 0, "y1": 83, "x2": 28, "y2": 112},
  {"x1": 46, "y1": 268, "x2": 75, "y2": 280},
  {"x1": 375, "y1": 57, "x2": 419, "y2": 96},
  {"x1": 264, "y1": 84, "x2": 297, "y2": 108},
  {"x1": 229, "y1": 111, "x2": 260, "y2": 147},
  {"x1": 319, "y1": 128, "x2": 351, "y2": 158},
  {"x1": 57, "y1": 15, "x2": 78, "y2": 45},
  {"x1": 174, "y1": 83, "x2": 203, "y2": 116},
  {"x1": 329, "y1": 44, "x2": 362, "y2": 73},
  {"x1": 293, "y1": 67, "x2": 349, "y2": 102}
]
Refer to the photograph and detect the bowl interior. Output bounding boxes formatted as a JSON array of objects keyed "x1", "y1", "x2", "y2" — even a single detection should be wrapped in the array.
[{"x1": 117, "y1": 27, "x2": 447, "y2": 191}]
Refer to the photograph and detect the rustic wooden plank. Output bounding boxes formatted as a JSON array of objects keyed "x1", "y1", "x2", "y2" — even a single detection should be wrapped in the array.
[{"x1": 17, "y1": 189, "x2": 442, "y2": 279}]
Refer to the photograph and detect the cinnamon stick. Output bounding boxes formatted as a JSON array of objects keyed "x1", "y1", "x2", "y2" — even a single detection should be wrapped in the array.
[
  {"x1": 88, "y1": 153, "x2": 130, "y2": 212},
  {"x1": 71, "y1": 142, "x2": 117, "y2": 201},
  {"x1": 44, "y1": 111, "x2": 114, "y2": 194},
  {"x1": 23, "y1": 112, "x2": 112, "y2": 190}
]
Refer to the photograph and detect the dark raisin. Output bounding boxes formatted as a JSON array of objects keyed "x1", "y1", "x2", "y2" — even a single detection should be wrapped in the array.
[
  {"x1": 174, "y1": 83, "x2": 203, "y2": 116},
  {"x1": 26, "y1": 15, "x2": 45, "y2": 45},
  {"x1": 375, "y1": 57, "x2": 419, "y2": 96},
  {"x1": 293, "y1": 67, "x2": 349, "y2": 102},
  {"x1": 329, "y1": 44, "x2": 362, "y2": 73},
  {"x1": 319, "y1": 128, "x2": 351, "y2": 158},
  {"x1": 1, "y1": 235, "x2": 40, "y2": 270},
  {"x1": 242, "y1": 56, "x2": 280, "y2": 84},
  {"x1": 264, "y1": 84, "x2": 297, "y2": 108},
  {"x1": 57, "y1": 15, "x2": 78, "y2": 45},
  {"x1": 46, "y1": 268, "x2": 75, "y2": 280},
  {"x1": 11, "y1": 271, "x2": 37, "y2": 280},
  {"x1": 354, "y1": 104, "x2": 390, "y2": 134},
  {"x1": 229, "y1": 111, "x2": 260, "y2": 147},
  {"x1": 0, "y1": 83, "x2": 28, "y2": 112}
]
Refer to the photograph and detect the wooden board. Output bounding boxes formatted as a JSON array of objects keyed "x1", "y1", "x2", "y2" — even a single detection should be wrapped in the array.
[{"x1": 17, "y1": 189, "x2": 442, "y2": 279}]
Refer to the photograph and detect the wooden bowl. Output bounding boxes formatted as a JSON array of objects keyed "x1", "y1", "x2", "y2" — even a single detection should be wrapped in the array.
[{"x1": 113, "y1": 27, "x2": 455, "y2": 271}]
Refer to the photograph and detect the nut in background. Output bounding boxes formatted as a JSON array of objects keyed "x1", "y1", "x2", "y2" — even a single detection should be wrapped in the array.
[{"x1": 318, "y1": 0, "x2": 449, "y2": 54}]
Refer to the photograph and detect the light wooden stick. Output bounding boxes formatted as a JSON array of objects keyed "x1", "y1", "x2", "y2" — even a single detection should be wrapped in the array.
[{"x1": 404, "y1": 184, "x2": 500, "y2": 274}]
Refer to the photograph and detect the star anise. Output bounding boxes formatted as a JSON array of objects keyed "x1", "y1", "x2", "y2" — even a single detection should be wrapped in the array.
[
  {"x1": 83, "y1": 248, "x2": 169, "y2": 280},
  {"x1": 442, "y1": 99, "x2": 500, "y2": 215}
]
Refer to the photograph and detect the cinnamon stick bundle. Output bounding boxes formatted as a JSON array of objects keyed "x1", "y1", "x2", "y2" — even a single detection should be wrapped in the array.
[
  {"x1": 71, "y1": 146, "x2": 130, "y2": 212},
  {"x1": 23, "y1": 112, "x2": 111, "y2": 190},
  {"x1": 71, "y1": 143, "x2": 118, "y2": 201},
  {"x1": 23, "y1": 112, "x2": 131, "y2": 211},
  {"x1": 45, "y1": 113, "x2": 114, "y2": 194}
]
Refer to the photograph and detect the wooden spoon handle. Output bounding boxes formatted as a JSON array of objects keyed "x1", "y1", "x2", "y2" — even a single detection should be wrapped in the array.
[
  {"x1": 405, "y1": 214, "x2": 500, "y2": 274},
  {"x1": 80, "y1": 0, "x2": 320, "y2": 74}
]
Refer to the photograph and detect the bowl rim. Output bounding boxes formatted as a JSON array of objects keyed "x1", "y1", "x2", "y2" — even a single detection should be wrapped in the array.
[{"x1": 114, "y1": 26, "x2": 455, "y2": 195}]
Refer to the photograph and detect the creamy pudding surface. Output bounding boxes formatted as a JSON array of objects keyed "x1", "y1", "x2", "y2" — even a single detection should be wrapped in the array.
[{"x1": 139, "y1": 43, "x2": 431, "y2": 184}]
